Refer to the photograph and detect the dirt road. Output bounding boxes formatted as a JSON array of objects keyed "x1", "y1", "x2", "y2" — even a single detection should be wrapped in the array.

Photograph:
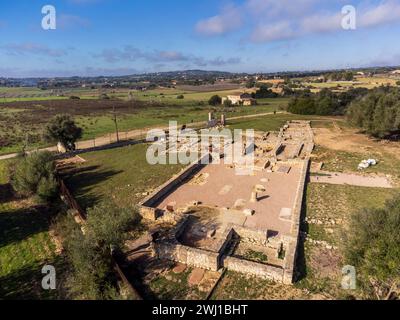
[{"x1": 0, "y1": 111, "x2": 285, "y2": 161}]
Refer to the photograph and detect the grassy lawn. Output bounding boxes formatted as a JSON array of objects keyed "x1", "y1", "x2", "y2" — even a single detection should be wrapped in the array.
[
  {"x1": 147, "y1": 267, "x2": 207, "y2": 300},
  {"x1": 65, "y1": 143, "x2": 185, "y2": 210},
  {"x1": 296, "y1": 183, "x2": 399, "y2": 298},
  {"x1": 210, "y1": 271, "x2": 307, "y2": 300},
  {"x1": 0, "y1": 160, "x2": 62, "y2": 299},
  {"x1": 76, "y1": 103, "x2": 283, "y2": 140},
  {"x1": 0, "y1": 98, "x2": 288, "y2": 156},
  {"x1": 313, "y1": 145, "x2": 400, "y2": 179}
]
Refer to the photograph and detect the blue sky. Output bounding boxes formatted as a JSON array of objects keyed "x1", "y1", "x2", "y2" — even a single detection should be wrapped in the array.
[{"x1": 1, "y1": 0, "x2": 400, "y2": 77}]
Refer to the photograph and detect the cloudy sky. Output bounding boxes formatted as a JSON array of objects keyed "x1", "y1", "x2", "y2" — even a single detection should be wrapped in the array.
[{"x1": 1, "y1": 0, "x2": 400, "y2": 77}]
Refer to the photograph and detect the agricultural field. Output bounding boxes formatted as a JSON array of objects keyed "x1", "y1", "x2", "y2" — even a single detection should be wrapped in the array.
[
  {"x1": 302, "y1": 76, "x2": 399, "y2": 92},
  {"x1": 0, "y1": 97, "x2": 288, "y2": 156},
  {"x1": 129, "y1": 87, "x2": 256, "y2": 105},
  {"x1": 0, "y1": 160, "x2": 64, "y2": 300}
]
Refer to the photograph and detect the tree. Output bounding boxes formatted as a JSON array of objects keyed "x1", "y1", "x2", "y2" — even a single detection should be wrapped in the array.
[
  {"x1": 11, "y1": 151, "x2": 58, "y2": 201},
  {"x1": 44, "y1": 115, "x2": 83, "y2": 151},
  {"x1": 56, "y1": 202, "x2": 141, "y2": 299},
  {"x1": 287, "y1": 97, "x2": 316, "y2": 115},
  {"x1": 223, "y1": 99, "x2": 233, "y2": 108},
  {"x1": 208, "y1": 95, "x2": 222, "y2": 106},
  {"x1": 245, "y1": 79, "x2": 256, "y2": 88},
  {"x1": 347, "y1": 87, "x2": 400, "y2": 138},
  {"x1": 254, "y1": 85, "x2": 278, "y2": 99},
  {"x1": 343, "y1": 195, "x2": 400, "y2": 299}
]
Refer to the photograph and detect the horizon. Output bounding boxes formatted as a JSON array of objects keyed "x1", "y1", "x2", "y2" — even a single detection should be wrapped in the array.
[
  {"x1": 1, "y1": 1, "x2": 400, "y2": 77},
  {"x1": 2, "y1": 64, "x2": 400, "y2": 80}
]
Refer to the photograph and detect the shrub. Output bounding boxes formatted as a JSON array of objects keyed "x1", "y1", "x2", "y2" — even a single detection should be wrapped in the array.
[
  {"x1": 347, "y1": 87, "x2": 400, "y2": 138},
  {"x1": 177, "y1": 94, "x2": 184, "y2": 99},
  {"x1": 343, "y1": 195, "x2": 400, "y2": 299},
  {"x1": 208, "y1": 95, "x2": 222, "y2": 106},
  {"x1": 56, "y1": 202, "x2": 140, "y2": 299},
  {"x1": 254, "y1": 85, "x2": 278, "y2": 99},
  {"x1": 287, "y1": 97, "x2": 316, "y2": 115},
  {"x1": 11, "y1": 151, "x2": 58, "y2": 201},
  {"x1": 223, "y1": 99, "x2": 233, "y2": 108}
]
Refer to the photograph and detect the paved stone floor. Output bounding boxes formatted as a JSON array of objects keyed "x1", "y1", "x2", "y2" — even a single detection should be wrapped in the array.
[{"x1": 157, "y1": 162, "x2": 304, "y2": 236}]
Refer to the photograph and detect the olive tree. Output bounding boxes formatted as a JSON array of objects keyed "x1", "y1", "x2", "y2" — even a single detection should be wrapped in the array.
[
  {"x1": 44, "y1": 115, "x2": 83, "y2": 151},
  {"x1": 56, "y1": 202, "x2": 140, "y2": 299}
]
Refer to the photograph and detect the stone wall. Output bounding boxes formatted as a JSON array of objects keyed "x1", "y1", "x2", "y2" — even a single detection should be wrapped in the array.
[
  {"x1": 231, "y1": 224, "x2": 269, "y2": 246},
  {"x1": 223, "y1": 256, "x2": 284, "y2": 282},
  {"x1": 139, "y1": 154, "x2": 210, "y2": 220},
  {"x1": 283, "y1": 158, "x2": 310, "y2": 284},
  {"x1": 155, "y1": 242, "x2": 220, "y2": 271}
]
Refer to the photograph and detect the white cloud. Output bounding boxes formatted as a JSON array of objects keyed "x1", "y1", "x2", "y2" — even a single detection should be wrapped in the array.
[
  {"x1": 251, "y1": 21, "x2": 296, "y2": 42},
  {"x1": 0, "y1": 43, "x2": 68, "y2": 57},
  {"x1": 300, "y1": 12, "x2": 342, "y2": 34},
  {"x1": 359, "y1": 0, "x2": 400, "y2": 27},
  {"x1": 246, "y1": 0, "x2": 319, "y2": 17},
  {"x1": 94, "y1": 46, "x2": 241, "y2": 67},
  {"x1": 195, "y1": 4, "x2": 243, "y2": 36},
  {"x1": 195, "y1": 0, "x2": 400, "y2": 43}
]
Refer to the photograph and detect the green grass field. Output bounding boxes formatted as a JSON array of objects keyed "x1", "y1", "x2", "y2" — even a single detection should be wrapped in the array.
[
  {"x1": 313, "y1": 145, "x2": 400, "y2": 179},
  {"x1": 0, "y1": 160, "x2": 62, "y2": 299},
  {"x1": 0, "y1": 98, "x2": 288, "y2": 156},
  {"x1": 65, "y1": 143, "x2": 185, "y2": 210},
  {"x1": 76, "y1": 102, "x2": 285, "y2": 140},
  {"x1": 296, "y1": 183, "x2": 399, "y2": 298}
]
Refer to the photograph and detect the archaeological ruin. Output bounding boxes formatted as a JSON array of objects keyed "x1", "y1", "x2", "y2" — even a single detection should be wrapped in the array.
[{"x1": 138, "y1": 120, "x2": 314, "y2": 284}]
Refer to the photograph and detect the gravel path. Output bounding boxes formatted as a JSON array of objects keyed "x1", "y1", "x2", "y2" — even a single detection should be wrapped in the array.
[
  {"x1": 310, "y1": 171, "x2": 393, "y2": 189},
  {"x1": 0, "y1": 111, "x2": 285, "y2": 161}
]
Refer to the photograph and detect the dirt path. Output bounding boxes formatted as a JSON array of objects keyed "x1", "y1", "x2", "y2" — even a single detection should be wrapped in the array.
[
  {"x1": 313, "y1": 123, "x2": 400, "y2": 160},
  {"x1": 0, "y1": 111, "x2": 285, "y2": 161},
  {"x1": 310, "y1": 171, "x2": 394, "y2": 188}
]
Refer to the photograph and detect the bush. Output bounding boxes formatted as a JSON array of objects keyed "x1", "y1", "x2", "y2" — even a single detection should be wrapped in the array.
[
  {"x1": 287, "y1": 97, "x2": 316, "y2": 115},
  {"x1": 344, "y1": 195, "x2": 400, "y2": 299},
  {"x1": 56, "y1": 202, "x2": 140, "y2": 299},
  {"x1": 223, "y1": 99, "x2": 233, "y2": 108},
  {"x1": 43, "y1": 115, "x2": 83, "y2": 151},
  {"x1": 11, "y1": 151, "x2": 58, "y2": 201},
  {"x1": 347, "y1": 87, "x2": 400, "y2": 138},
  {"x1": 287, "y1": 88, "x2": 368, "y2": 116},
  {"x1": 254, "y1": 85, "x2": 278, "y2": 99},
  {"x1": 208, "y1": 95, "x2": 222, "y2": 106},
  {"x1": 177, "y1": 94, "x2": 184, "y2": 99},
  {"x1": 86, "y1": 202, "x2": 140, "y2": 249}
]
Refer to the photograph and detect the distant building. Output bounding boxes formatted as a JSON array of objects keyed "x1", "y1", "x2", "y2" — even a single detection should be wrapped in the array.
[{"x1": 222, "y1": 92, "x2": 256, "y2": 106}]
